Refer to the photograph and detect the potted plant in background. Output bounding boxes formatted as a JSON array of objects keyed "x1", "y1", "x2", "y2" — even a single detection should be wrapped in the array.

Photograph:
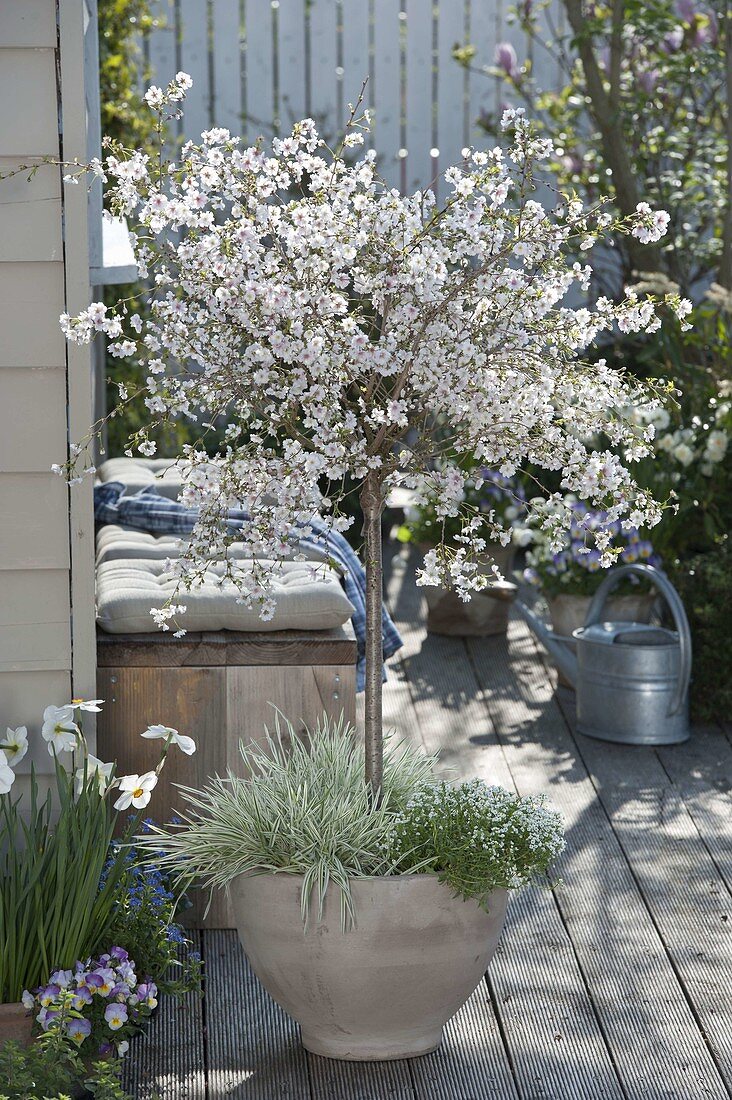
[
  {"x1": 0, "y1": 703, "x2": 199, "y2": 1096},
  {"x1": 522, "y1": 498, "x2": 662, "y2": 685},
  {"x1": 395, "y1": 466, "x2": 531, "y2": 636},
  {"x1": 59, "y1": 75, "x2": 682, "y2": 1059}
]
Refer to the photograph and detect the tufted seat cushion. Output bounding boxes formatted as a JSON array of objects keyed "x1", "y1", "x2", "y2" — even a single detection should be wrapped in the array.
[
  {"x1": 97, "y1": 458, "x2": 185, "y2": 499},
  {"x1": 96, "y1": 558, "x2": 354, "y2": 634},
  {"x1": 96, "y1": 524, "x2": 330, "y2": 568}
]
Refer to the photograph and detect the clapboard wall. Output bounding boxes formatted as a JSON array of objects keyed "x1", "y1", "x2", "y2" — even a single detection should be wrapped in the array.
[
  {"x1": 144, "y1": 0, "x2": 564, "y2": 196},
  {"x1": 0, "y1": 1, "x2": 97, "y2": 767}
]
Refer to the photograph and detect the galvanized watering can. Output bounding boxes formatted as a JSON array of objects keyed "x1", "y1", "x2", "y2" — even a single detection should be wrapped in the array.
[{"x1": 514, "y1": 563, "x2": 692, "y2": 746}]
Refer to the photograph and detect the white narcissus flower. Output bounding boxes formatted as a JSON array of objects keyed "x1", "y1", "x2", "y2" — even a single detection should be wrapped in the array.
[
  {"x1": 70, "y1": 698, "x2": 104, "y2": 712},
  {"x1": 75, "y1": 754, "x2": 115, "y2": 796},
  {"x1": 140, "y1": 724, "x2": 196, "y2": 755},
  {"x1": 0, "y1": 750, "x2": 15, "y2": 795},
  {"x1": 41, "y1": 705, "x2": 79, "y2": 756},
  {"x1": 2, "y1": 726, "x2": 28, "y2": 767},
  {"x1": 113, "y1": 771, "x2": 158, "y2": 811}
]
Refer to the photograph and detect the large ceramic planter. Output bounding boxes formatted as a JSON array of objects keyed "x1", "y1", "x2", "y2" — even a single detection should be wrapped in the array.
[
  {"x1": 422, "y1": 543, "x2": 516, "y2": 637},
  {"x1": 230, "y1": 872, "x2": 508, "y2": 1061},
  {"x1": 0, "y1": 1001, "x2": 33, "y2": 1048},
  {"x1": 547, "y1": 592, "x2": 655, "y2": 687}
]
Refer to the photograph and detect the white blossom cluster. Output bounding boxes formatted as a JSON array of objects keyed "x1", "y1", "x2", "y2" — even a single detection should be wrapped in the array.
[
  {"x1": 389, "y1": 778, "x2": 565, "y2": 898},
  {"x1": 632, "y1": 401, "x2": 729, "y2": 475},
  {"x1": 60, "y1": 76, "x2": 681, "y2": 614}
]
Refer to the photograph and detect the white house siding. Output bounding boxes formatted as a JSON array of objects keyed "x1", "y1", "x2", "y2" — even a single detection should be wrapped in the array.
[{"x1": 0, "y1": 0, "x2": 96, "y2": 769}]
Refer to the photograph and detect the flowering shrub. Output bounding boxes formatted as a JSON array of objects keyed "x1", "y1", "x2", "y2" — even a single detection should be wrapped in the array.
[
  {"x1": 57, "y1": 72, "x2": 678, "y2": 787},
  {"x1": 671, "y1": 542, "x2": 732, "y2": 722},
  {"x1": 397, "y1": 468, "x2": 531, "y2": 554},
  {"x1": 389, "y1": 780, "x2": 565, "y2": 903},
  {"x1": 626, "y1": 386, "x2": 732, "y2": 560},
  {"x1": 523, "y1": 499, "x2": 662, "y2": 599},
  {"x1": 23, "y1": 949, "x2": 156, "y2": 1060},
  {"x1": 0, "y1": 702, "x2": 195, "y2": 1003}
]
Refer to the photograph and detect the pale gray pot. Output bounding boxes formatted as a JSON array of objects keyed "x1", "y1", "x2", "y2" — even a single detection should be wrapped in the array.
[
  {"x1": 230, "y1": 872, "x2": 508, "y2": 1061},
  {"x1": 422, "y1": 543, "x2": 516, "y2": 637}
]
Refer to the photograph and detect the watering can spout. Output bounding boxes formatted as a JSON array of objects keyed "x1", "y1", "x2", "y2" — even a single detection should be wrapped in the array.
[{"x1": 513, "y1": 600, "x2": 578, "y2": 687}]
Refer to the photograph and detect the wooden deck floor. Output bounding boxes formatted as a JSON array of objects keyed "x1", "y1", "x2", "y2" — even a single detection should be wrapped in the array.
[{"x1": 124, "y1": 547, "x2": 732, "y2": 1100}]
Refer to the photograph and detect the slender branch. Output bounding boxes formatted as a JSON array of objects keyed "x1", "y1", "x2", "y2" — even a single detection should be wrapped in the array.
[{"x1": 562, "y1": 0, "x2": 660, "y2": 273}]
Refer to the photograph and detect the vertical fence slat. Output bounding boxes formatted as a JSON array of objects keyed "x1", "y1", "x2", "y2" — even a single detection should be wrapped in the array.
[
  {"x1": 308, "y1": 0, "x2": 338, "y2": 138},
  {"x1": 145, "y1": 0, "x2": 567, "y2": 191},
  {"x1": 372, "y1": 0, "x2": 401, "y2": 189},
  {"x1": 437, "y1": 0, "x2": 468, "y2": 195},
  {"x1": 340, "y1": 0, "x2": 370, "y2": 127},
  {"x1": 178, "y1": 0, "x2": 210, "y2": 138},
  {"x1": 146, "y1": 0, "x2": 177, "y2": 88},
  {"x1": 212, "y1": 0, "x2": 244, "y2": 139},
  {"x1": 278, "y1": 0, "x2": 307, "y2": 135},
  {"x1": 405, "y1": 1, "x2": 432, "y2": 194},
  {"x1": 467, "y1": 0, "x2": 496, "y2": 144},
  {"x1": 245, "y1": 0, "x2": 275, "y2": 138}
]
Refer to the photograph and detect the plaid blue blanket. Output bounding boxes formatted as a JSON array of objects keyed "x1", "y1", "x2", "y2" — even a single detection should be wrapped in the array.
[{"x1": 94, "y1": 482, "x2": 402, "y2": 691}]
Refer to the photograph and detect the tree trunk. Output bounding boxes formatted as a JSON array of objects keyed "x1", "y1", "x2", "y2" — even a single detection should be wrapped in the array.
[
  {"x1": 719, "y1": 2, "x2": 732, "y2": 290},
  {"x1": 360, "y1": 470, "x2": 385, "y2": 797},
  {"x1": 562, "y1": 0, "x2": 661, "y2": 275}
]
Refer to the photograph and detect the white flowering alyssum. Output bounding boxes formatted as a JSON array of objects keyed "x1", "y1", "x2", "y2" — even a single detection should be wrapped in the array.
[
  {"x1": 389, "y1": 779, "x2": 565, "y2": 904},
  {"x1": 59, "y1": 73, "x2": 684, "y2": 790}
]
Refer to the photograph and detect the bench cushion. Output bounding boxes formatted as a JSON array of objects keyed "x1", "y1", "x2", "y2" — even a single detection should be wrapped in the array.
[
  {"x1": 96, "y1": 524, "x2": 329, "y2": 568},
  {"x1": 97, "y1": 458, "x2": 185, "y2": 499},
  {"x1": 96, "y1": 558, "x2": 355, "y2": 634}
]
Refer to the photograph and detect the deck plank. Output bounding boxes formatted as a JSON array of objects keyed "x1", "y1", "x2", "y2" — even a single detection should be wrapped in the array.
[
  {"x1": 548, "y1": 678, "x2": 732, "y2": 1089},
  {"x1": 121, "y1": 931, "x2": 207, "y2": 1100},
  {"x1": 386, "y1": 548, "x2": 624, "y2": 1099},
  {"x1": 307, "y1": 1054, "x2": 415, "y2": 1100},
  {"x1": 469, "y1": 618, "x2": 730, "y2": 1100},
  {"x1": 656, "y1": 725, "x2": 732, "y2": 889},
  {"x1": 204, "y1": 929, "x2": 313, "y2": 1098}
]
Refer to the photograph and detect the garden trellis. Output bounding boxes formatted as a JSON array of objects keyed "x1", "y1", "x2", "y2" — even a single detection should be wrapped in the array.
[{"x1": 144, "y1": 0, "x2": 565, "y2": 195}]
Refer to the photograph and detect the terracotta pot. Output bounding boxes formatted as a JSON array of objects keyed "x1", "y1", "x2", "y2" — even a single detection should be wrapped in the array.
[
  {"x1": 422, "y1": 543, "x2": 516, "y2": 637},
  {"x1": 547, "y1": 592, "x2": 655, "y2": 688},
  {"x1": 231, "y1": 872, "x2": 508, "y2": 1061},
  {"x1": 0, "y1": 1001, "x2": 33, "y2": 1048}
]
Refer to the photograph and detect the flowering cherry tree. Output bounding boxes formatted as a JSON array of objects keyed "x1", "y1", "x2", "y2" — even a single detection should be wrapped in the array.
[{"x1": 61, "y1": 74, "x2": 686, "y2": 792}]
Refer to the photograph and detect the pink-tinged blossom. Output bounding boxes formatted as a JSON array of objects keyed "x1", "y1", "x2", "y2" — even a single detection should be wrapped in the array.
[{"x1": 495, "y1": 42, "x2": 520, "y2": 81}]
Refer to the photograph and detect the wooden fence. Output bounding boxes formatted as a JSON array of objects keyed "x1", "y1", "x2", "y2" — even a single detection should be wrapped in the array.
[{"x1": 144, "y1": 0, "x2": 564, "y2": 196}]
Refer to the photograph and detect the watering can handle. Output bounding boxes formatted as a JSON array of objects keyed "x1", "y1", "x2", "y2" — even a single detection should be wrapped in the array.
[{"x1": 584, "y1": 563, "x2": 692, "y2": 716}]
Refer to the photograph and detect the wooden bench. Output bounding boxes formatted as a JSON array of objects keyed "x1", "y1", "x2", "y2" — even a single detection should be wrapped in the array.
[{"x1": 97, "y1": 624, "x2": 357, "y2": 927}]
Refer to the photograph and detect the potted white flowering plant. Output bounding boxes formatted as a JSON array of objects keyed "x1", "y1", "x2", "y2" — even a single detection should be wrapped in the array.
[
  {"x1": 0, "y1": 699, "x2": 194, "y2": 1058},
  {"x1": 57, "y1": 73, "x2": 681, "y2": 1059}
]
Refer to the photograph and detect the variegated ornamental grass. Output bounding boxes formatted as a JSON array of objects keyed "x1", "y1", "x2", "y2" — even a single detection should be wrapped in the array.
[{"x1": 145, "y1": 715, "x2": 437, "y2": 930}]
